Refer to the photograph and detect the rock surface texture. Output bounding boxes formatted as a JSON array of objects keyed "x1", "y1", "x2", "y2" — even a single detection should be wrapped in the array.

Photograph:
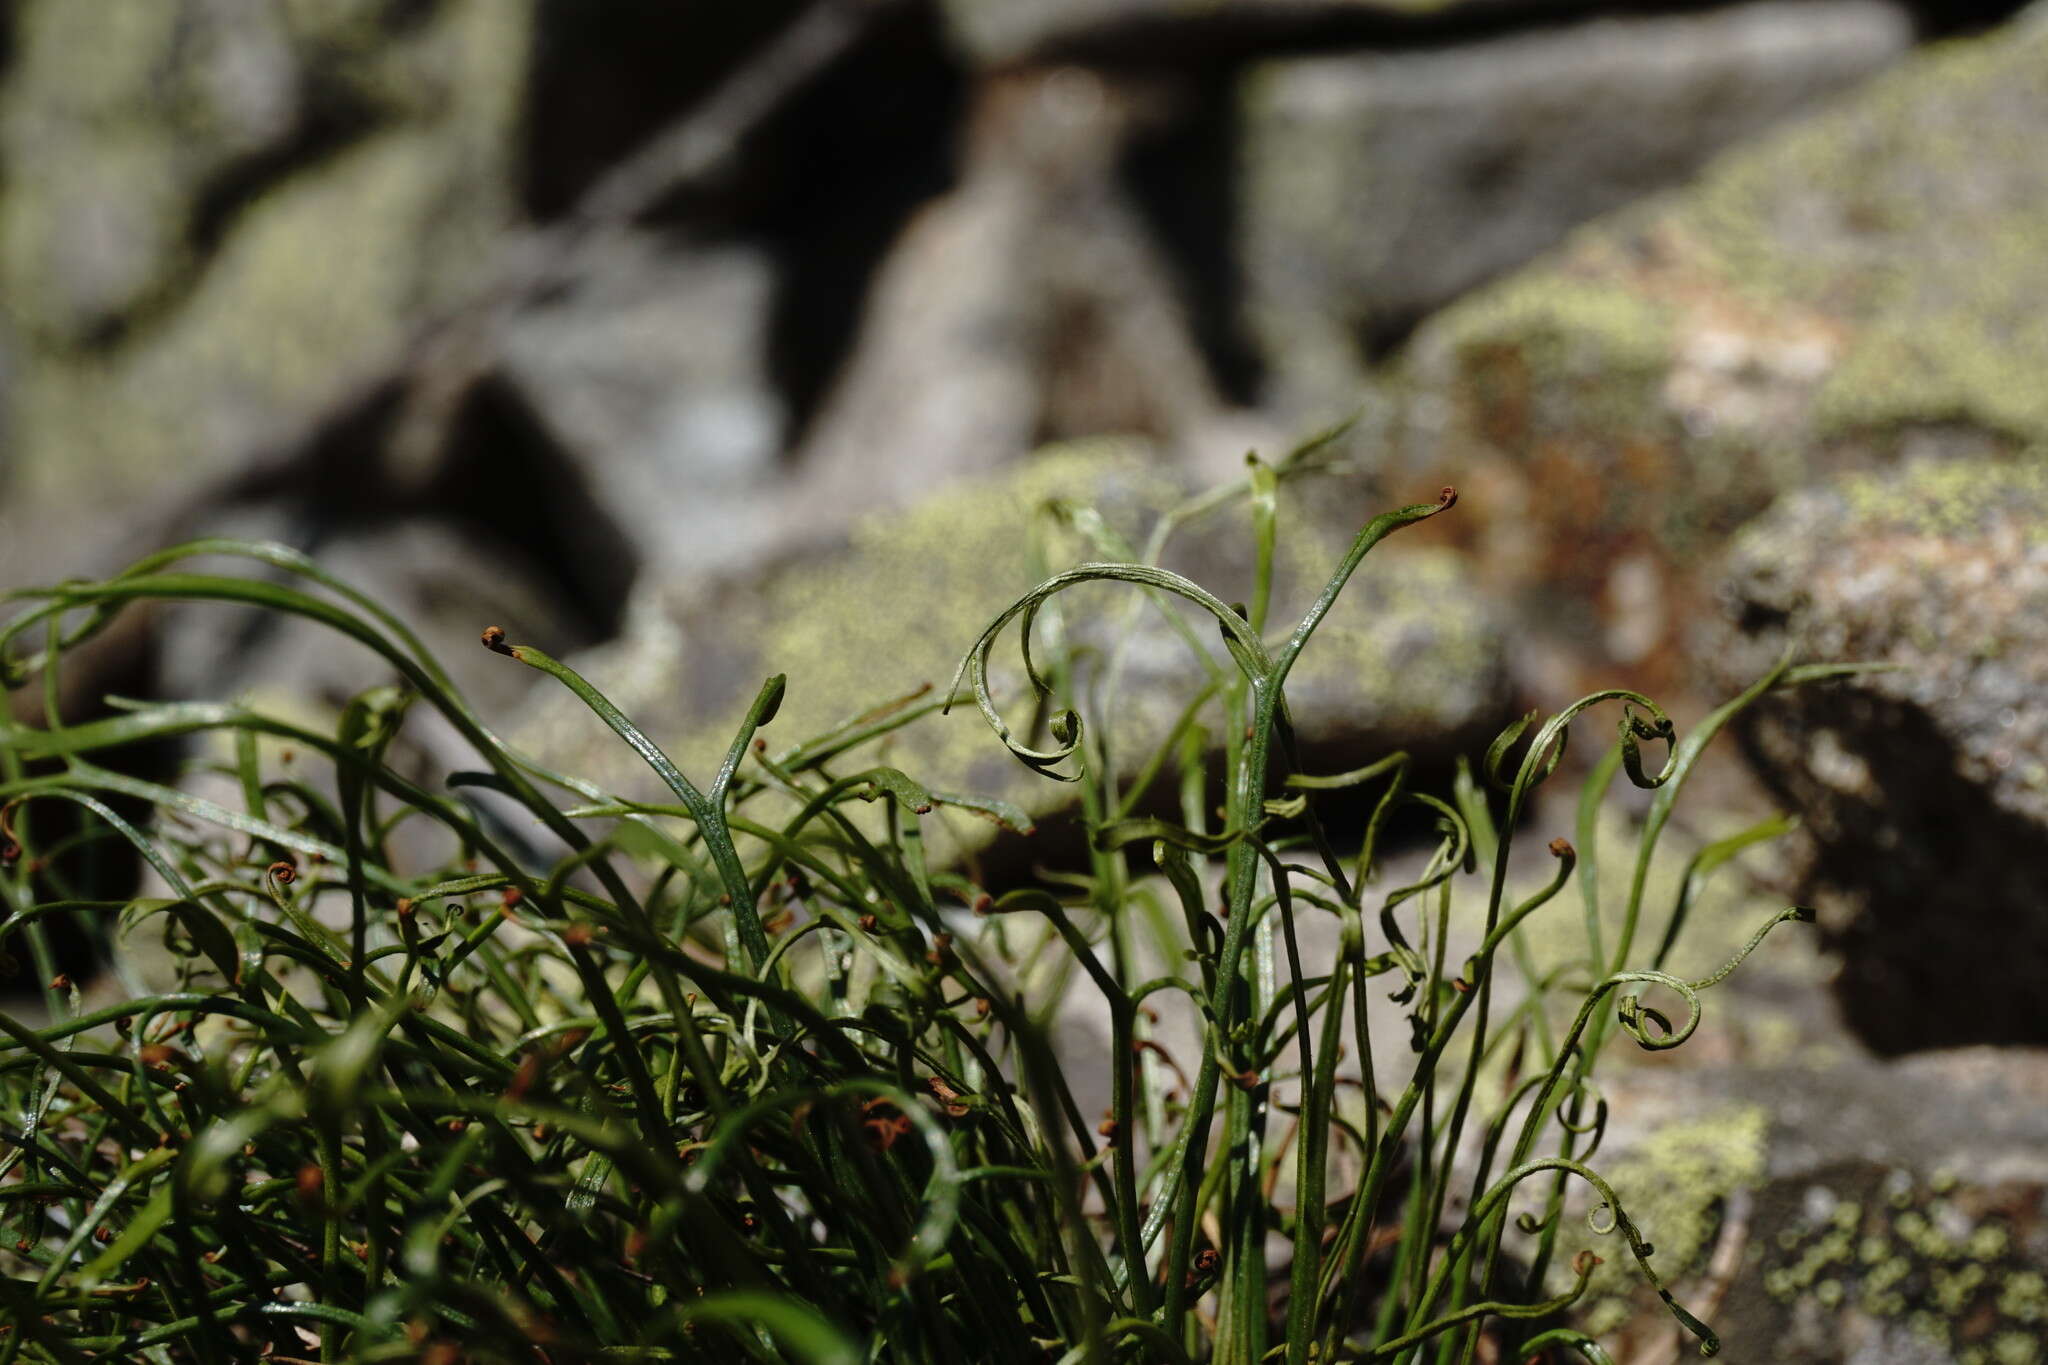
[
  {"x1": 1380, "y1": 13, "x2": 2048, "y2": 694},
  {"x1": 0, "y1": 0, "x2": 529, "y2": 577},
  {"x1": 511, "y1": 442, "x2": 1512, "y2": 867},
  {"x1": 1241, "y1": 0, "x2": 1912, "y2": 407},
  {"x1": 1591, "y1": 1049, "x2": 2048, "y2": 1364},
  {"x1": 1708, "y1": 460, "x2": 2048, "y2": 1054}
]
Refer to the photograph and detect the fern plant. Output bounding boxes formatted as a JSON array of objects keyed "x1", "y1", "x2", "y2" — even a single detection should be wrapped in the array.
[{"x1": 0, "y1": 453, "x2": 1845, "y2": 1364}]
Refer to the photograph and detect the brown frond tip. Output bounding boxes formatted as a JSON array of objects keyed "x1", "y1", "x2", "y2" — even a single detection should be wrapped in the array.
[
  {"x1": 1549, "y1": 837, "x2": 1574, "y2": 858},
  {"x1": 1437, "y1": 485, "x2": 1458, "y2": 509},
  {"x1": 481, "y1": 625, "x2": 513, "y2": 655},
  {"x1": 267, "y1": 860, "x2": 297, "y2": 885}
]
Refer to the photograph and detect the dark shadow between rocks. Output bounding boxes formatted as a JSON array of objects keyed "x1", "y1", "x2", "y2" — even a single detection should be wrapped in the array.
[
  {"x1": 230, "y1": 370, "x2": 641, "y2": 647},
  {"x1": 1119, "y1": 66, "x2": 1266, "y2": 406},
  {"x1": 520, "y1": 0, "x2": 814, "y2": 219},
  {"x1": 1739, "y1": 690, "x2": 2048, "y2": 1055}
]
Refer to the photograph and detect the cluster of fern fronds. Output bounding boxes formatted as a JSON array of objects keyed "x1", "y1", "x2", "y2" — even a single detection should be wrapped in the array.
[{"x1": 0, "y1": 456, "x2": 1842, "y2": 1363}]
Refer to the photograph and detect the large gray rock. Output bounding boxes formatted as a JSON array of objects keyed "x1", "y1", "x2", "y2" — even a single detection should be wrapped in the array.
[
  {"x1": 0, "y1": 0, "x2": 532, "y2": 615},
  {"x1": 1363, "y1": 12, "x2": 2048, "y2": 698},
  {"x1": 509, "y1": 441, "x2": 1510, "y2": 866},
  {"x1": 498, "y1": 235, "x2": 791, "y2": 582},
  {"x1": 792, "y1": 66, "x2": 1236, "y2": 514},
  {"x1": 1243, "y1": 0, "x2": 1913, "y2": 415},
  {"x1": 1707, "y1": 458, "x2": 2048, "y2": 1054},
  {"x1": 1581, "y1": 1050, "x2": 2048, "y2": 1364}
]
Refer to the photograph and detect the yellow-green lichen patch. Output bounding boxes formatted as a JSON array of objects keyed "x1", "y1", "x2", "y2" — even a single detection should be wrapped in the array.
[
  {"x1": 1566, "y1": 1105, "x2": 1767, "y2": 1336},
  {"x1": 1826, "y1": 455, "x2": 2048, "y2": 544},
  {"x1": 516, "y1": 439, "x2": 1510, "y2": 871},
  {"x1": 1673, "y1": 24, "x2": 2048, "y2": 445},
  {"x1": 1, "y1": 0, "x2": 531, "y2": 505},
  {"x1": 1758, "y1": 1167, "x2": 2047, "y2": 1355},
  {"x1": 752, "y1": 439, "x2": 1185, "y2": 799},
  {"x1": 1417, "y1": 263, "x2": 1677, "y2": 433}
]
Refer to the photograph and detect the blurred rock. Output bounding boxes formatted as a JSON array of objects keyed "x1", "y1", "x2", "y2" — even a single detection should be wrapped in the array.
[
  {"x1": 498, "y1": 235, "x2": 791, "y2": 581},
  {"x1": 0, "y1": 0, "x2": 529, "y2": 568},
  {"x1": 1242, "y1": 0, "x2": 1912, "y2": 409},
  {"x1": 1704, "y1": 459, "x2": 2048, "y2": 1054},
  {"x1": 794, "y1": 67, "x2": 1230, "y2": 511},
  {"x1": 510, "y1": 441, "x2": 1510, "y2": 868},
  {"x1": 1378, "y1": 13, "x2": 2048, "y2": 696},
  {"x1": 155, "y1": 513, "x2": 588, "y2": 727}
]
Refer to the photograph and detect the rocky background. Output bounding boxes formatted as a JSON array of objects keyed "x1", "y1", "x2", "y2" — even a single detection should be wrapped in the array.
[{"x1": 5, "y1": 1, "x2": 2048, "y2": 1359}]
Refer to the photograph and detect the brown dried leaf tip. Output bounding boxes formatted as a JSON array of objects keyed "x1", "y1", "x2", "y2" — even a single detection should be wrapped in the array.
[
  {"x1": 481, "y1": 625, "x2": 514, "y2": 656},
  {"x1": 1548, "y1": 837, "x2": 1574, "y2": 858},
  {"x1": 506, "y1": 1052, "x2": 542, "y2": 1103},
  {"x1": 926, "y1": 1075, "x2": 971, "y2": 1118},
  {"x1": 1184, "y1": 1247, "x2": 1222, "y2": 1289},
  {"x1": 1437, "y1": 485, "x2": 1458, "y2": 510}
]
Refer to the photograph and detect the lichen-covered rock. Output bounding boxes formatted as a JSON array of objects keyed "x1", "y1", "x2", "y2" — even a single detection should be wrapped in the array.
[
  {"x1": 509, "y1": 440, "x2": 1510, "y2": 865},
  {"x1": 0, "y1": 0, "x2": 530, "y2": 583},
  {"x1": 1587, "y1": 1050, "x2": 2048, "y2": 1363},
  {"x1": 1242, "y1": 0, "x2": 1911, "y2": 411},
  {"x1": 1378, "y1": 14, "x2": 2048, "y2": 692},
  {"x1": 1706, "y1": 459, "x2": 2048, "y2": 1053}
]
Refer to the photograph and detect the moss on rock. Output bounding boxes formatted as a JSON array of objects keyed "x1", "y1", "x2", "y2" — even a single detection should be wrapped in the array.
[
  {"x1": 0, "y1": 0, "x2": 530, "y2": 507},
  {"x1": 1386, "y1": 16, "x2": 2048, "y2": 685},
  {"x1": 1707, "y1": 457, "x2": 2048, "y2": 1052},
  {"x1": 1741, "y1": 1163, "x2": 2048, "y2": 1363},
  {"x1": 511, "y1": 440, "x2": 1510, "y2": 866},
  {"x1": 1567, "y1": 1105, "x2": 1768, "y2": 1337}
]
